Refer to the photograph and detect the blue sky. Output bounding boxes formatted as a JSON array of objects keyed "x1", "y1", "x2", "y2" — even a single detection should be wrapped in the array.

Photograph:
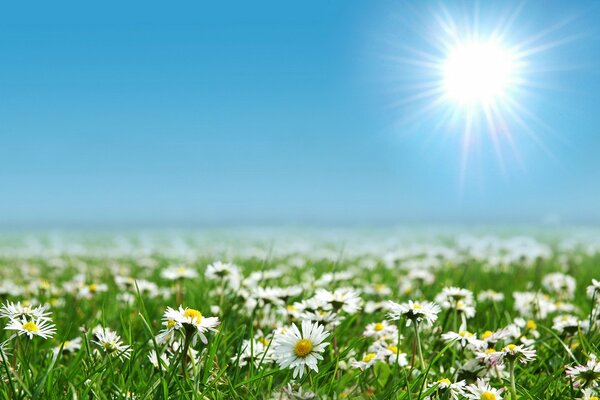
[{"x1": 1, "y1": 1, "x2": 600, "y2": 227}]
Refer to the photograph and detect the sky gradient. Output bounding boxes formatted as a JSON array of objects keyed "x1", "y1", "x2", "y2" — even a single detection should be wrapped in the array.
[{"x1": 1, "y1": 1, "x2": 600, "y2": 227}]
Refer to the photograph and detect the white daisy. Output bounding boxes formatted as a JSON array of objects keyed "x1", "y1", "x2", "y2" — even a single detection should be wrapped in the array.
[
  {"x1": 160, "y1": 265, "x2": 199, "y2": 281},
  {"x1": 6, "y1": 316, "x2": 56, "y2": 340},
  {"x1": 92, "y1": 327, "x2": 132, "y2": 361},
  {"x1": 464, "y1": 378, "x2": 504, "y2": 400},
  {"x1": 273, "y1": 320, "x2": 330, "y2": 379},
  {"x1": 386, "y1": 300, "x2": 441, "y2": 327},
  {"x1": 161, "y1": 306, "x2": 220, "y2": 345}
]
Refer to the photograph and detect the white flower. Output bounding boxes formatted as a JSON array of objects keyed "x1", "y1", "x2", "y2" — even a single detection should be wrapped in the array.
[
  {"x1": 428, "y1": 378, "x2": 466, "y2": 400},
  {"x1": 161, "y1": 306, "x2": 220, "y2": 345},
  {"x1": 6, "y1": 316, "x2": 56, "y2": 340},
  {"x1": 55, "y1": 337, "x2": 83, "y2": 354},
  {"x1": 273, "y1": 320, "x2": 330, "y2": 379},
  {"x1": 148, "y1": 350, "x2": 170, "y2": 369},
  {"x1": 478, "y1": 290, "x2": 505, "y2": 302},
  {"x1": 0, "y1": 301, "x2": 51, "y2": 321},
  {"x1": 586, "y1": 279, "x2": 600, "y2": 300},
  {"x1": 542, "y1": 272, "x2": 576, "y2": 299},
  {"x1": 442, "y1": 330, "x2": 486, "y2": 351},
  {"x1": 92, "y1": 327, "x2": 132, "y2": 361},
  {"x1": 491, "y1": 343, "x2": 537, "y2": 365},
  {"x1": 161, "y1": 265, "x2": 198, "y2": 281},
  {"x1": 314, "y1": 288, "x2": 362, "y2": 314},
  {"x1": 464, "y1": 378, "x2": 504, "y2": 400},
  {"x1": 205, "y1": 261, "x2": 241, "y2": 290},
  {"x1": 363, "y1": 321, "x2": 397, "y2": 339},
  {"x1": 351, "y1": 352, "x2": 383, "y2": 370},
  {"x1": 386, "y1": 300, "x2": 441, "y2": 327},
  {"x1": 566, "y1": 354, "x2": 600, "y2": 388}
]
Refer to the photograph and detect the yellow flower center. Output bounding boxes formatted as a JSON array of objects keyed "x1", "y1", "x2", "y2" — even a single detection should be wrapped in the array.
[
  {"x1": 589, "y1": 397, "x2": 598, "y2": 400},
  {"x1": 438, "y1": 378, "x2": 451, "y2": 385},
  {"x1": 183, "y1": 309, "x2": 202, "y2": 323},
  {"x1": 363, "y1": 353, "x2": 376, "y2": 363},
  {"x1": 486, "y1": 349, "x2": 496, "y2": 355},
  {"x1": 63, "y1": 340, "x2": 71, "y2": 347},
  {"x1": 387, "y1": 345, "x2": 398, "y2": 354},
  {"x1": 22, "y1": 321, "x2": 39, "y2": 332},
  {"x1": 480, "y1": 392, "x2": 496, "y2": 400},
  {"x1": 482, "y1": 330, "x2": 493, "y2": 339},
  {"x1": 167, "y1": 319, "x2": 176, "y2": 328},
  {"x1": 176, "y1": 267, "x2": 187, "y2": 274},
  {"x1": 259, "y1": 337, "x2": 269, "y2": 346},
  {"x1": 374, "y1": 323, "x2": 385, "y2": 331},
  {"x1": 88, "y1": 283, "x2": 97, "y2": 293},
  {"x1": 505, "y1": 344, "x2": 517, "y2": 352},
  {"x1": 413, "y1": 303, "x2": 422, "y2": 309},
  {"x1": 294, "y1": 338, "x2": 313, "y2": 357},
  {"x1": 526, "y1": 320, "x2": 537, "y2": 330},
  {"x1": 457, "y1": 300, "x2": 465, "y2": 308},
  {"x1": 287, "y1": 305, "x2": 297, "y2": 312},
  {"x1": 459, "y1": 330, "x2": 472, "y2": 337}
]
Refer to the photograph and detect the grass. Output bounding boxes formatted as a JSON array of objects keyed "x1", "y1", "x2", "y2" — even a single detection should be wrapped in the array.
[{"x1": 0, "y1": 232, "x2": 599, "y2": 399}]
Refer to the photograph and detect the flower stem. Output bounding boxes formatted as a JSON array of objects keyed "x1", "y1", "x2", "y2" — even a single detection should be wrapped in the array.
[
  {"x1": 509, "y1": 359, "x2": 518, "y2": 400},
  {"x1": 413, "y1": 322, "x2": 425, "y2": 368}
]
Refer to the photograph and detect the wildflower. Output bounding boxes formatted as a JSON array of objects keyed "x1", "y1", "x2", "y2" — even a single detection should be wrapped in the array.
[
  {"x1": 92, "y1": 327, "x2": 132, "y2": 361},
  {"x1": 566, "y1": 354, "x2": 600, "y2": 389},
  {"x1": 351, "y1": 352, "x2": 383, "y2": 370},
  {"x1": 386, "y1": 300, "x2": 441, "y2": 327},
  {"x1": 363, "y1": 320, "x2": 397, "y2": 339},
  {"x1": 6, "y1": 316, "x2": 56, "y2": 340},
  {"x1": 0, "y1": 301, "x2": 51, "y2": 321},
  {"x1": 586, "y1": 279, "x2": 600, "y2": 300},
  {"x1": 478, "y1": 290, "x2": 505, "y2": 302},
  {"x1": 314, "y1": 288, "x2": 362, "y2": 314},
  {"x1": 442, "y1": 330, "x2": 486, "y2": 351},
  {"x1": 160, "y1": 265, "x2": 198, "y2": 281},
  {"x1": 148, "y1": 350, "x2": 170, "y2": 369},
  {"x1": 273, "y1": 320, "x2": 330, "y2": 379},
  {"x1": 205, "y1": 261, "x2": 241, "y2": 290},
  {"x1": 428, "y1": 378, "x2": 466, "y2": 400},
  {"x1": 55, "y1": 337, "x2": 82, "y2": 354},
  {"x1": 464, "y1": 378, "x2": 504, "y2": 400},
  {"x1": 161, "y1": 306, "x2": 220, "y2": 345}
]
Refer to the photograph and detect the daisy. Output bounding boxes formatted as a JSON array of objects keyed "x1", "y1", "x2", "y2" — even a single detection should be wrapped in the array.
[
  {"x1": 493, "y1": 343, "x2": 537, "y2": 365},
  {"x1": 205, "y1": 261, "x2": 241, "y2": 290},
  {"x1": 92, "y1": 327, "x2": 132, "y2": 361},
  {"x1": 386, "y1": 300, "x2": 441, "y2": 327},
  {"x1": 314, "y1": 288, "x2": 362, "y2": 314},
  {"x1": 351, "y1": 352, "x2": 383, "y2": 370},
  {"x1": 161, "y1": 306, "x2": 220, "y2": 345},
  {"x1": 0, "y1": 301, "x2": 51, "y2": 321},
  {"x1": 442, "y1": 330, "x2": 486, "y2": 351},
  {"x1": 148, "y1": 350, "x2": 170, "y2": 369},
  {"x1": 566, "y1": 354, "x2": 600, "y2": 389},
  {"x1": 428, "y1": 378, "x2": 466, "y2": 400},
  {"x1": 161, "y1": 265, "x2": 198, "y2": 281},
  {"x1": 363, "y1": 321, "x2": 397, "y2": 339},
  {"x1": 478, "y1": 290, "x2": 505, "y2": 303},
  {"x1": 6, "y1": 316, "x2": 56, "y2": 340},
  {"x1": 464, "y1": 378, "x2": 504, "y2": 400},
  {"x1": 55, "y1": 337, "x2": 83, "y2": 354},
  {"x1": 273, "y1": 320, "x2": 330, "y2": 379},
  {"x1": 587, "y1": 279, "x2": 600, "y2": 300}
]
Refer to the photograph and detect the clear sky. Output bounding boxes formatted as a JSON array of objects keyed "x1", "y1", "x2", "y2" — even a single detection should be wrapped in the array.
[{"x1": 1, "y1": 1, "x2": 600, "y2": 227}]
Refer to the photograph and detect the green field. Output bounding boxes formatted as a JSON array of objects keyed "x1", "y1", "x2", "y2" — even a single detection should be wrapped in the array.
[{"x1": 0, "y1": 231, "x2": 599, "y2": 399}]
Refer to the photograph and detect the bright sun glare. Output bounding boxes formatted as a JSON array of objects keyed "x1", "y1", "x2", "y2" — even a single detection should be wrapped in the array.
[{"x1": 443, "y1": 40, "x2": 517, "y2": 106}]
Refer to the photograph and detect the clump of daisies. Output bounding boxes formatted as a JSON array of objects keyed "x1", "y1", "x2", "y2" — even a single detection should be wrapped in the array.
[
  {"x1": 1, "y1": 301, "x2": 56, "y2": 340},
  {"x1": 386, "y1": 299, "x2": 440, "y2": 368},
  {"x1": 272, "y1": 320, "x2": 329, "y2": 379}
]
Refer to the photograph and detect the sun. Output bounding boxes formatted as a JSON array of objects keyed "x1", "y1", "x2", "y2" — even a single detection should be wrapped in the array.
[{"x1": 443, "y1": 40, "x2": 517, "y2": 106}]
